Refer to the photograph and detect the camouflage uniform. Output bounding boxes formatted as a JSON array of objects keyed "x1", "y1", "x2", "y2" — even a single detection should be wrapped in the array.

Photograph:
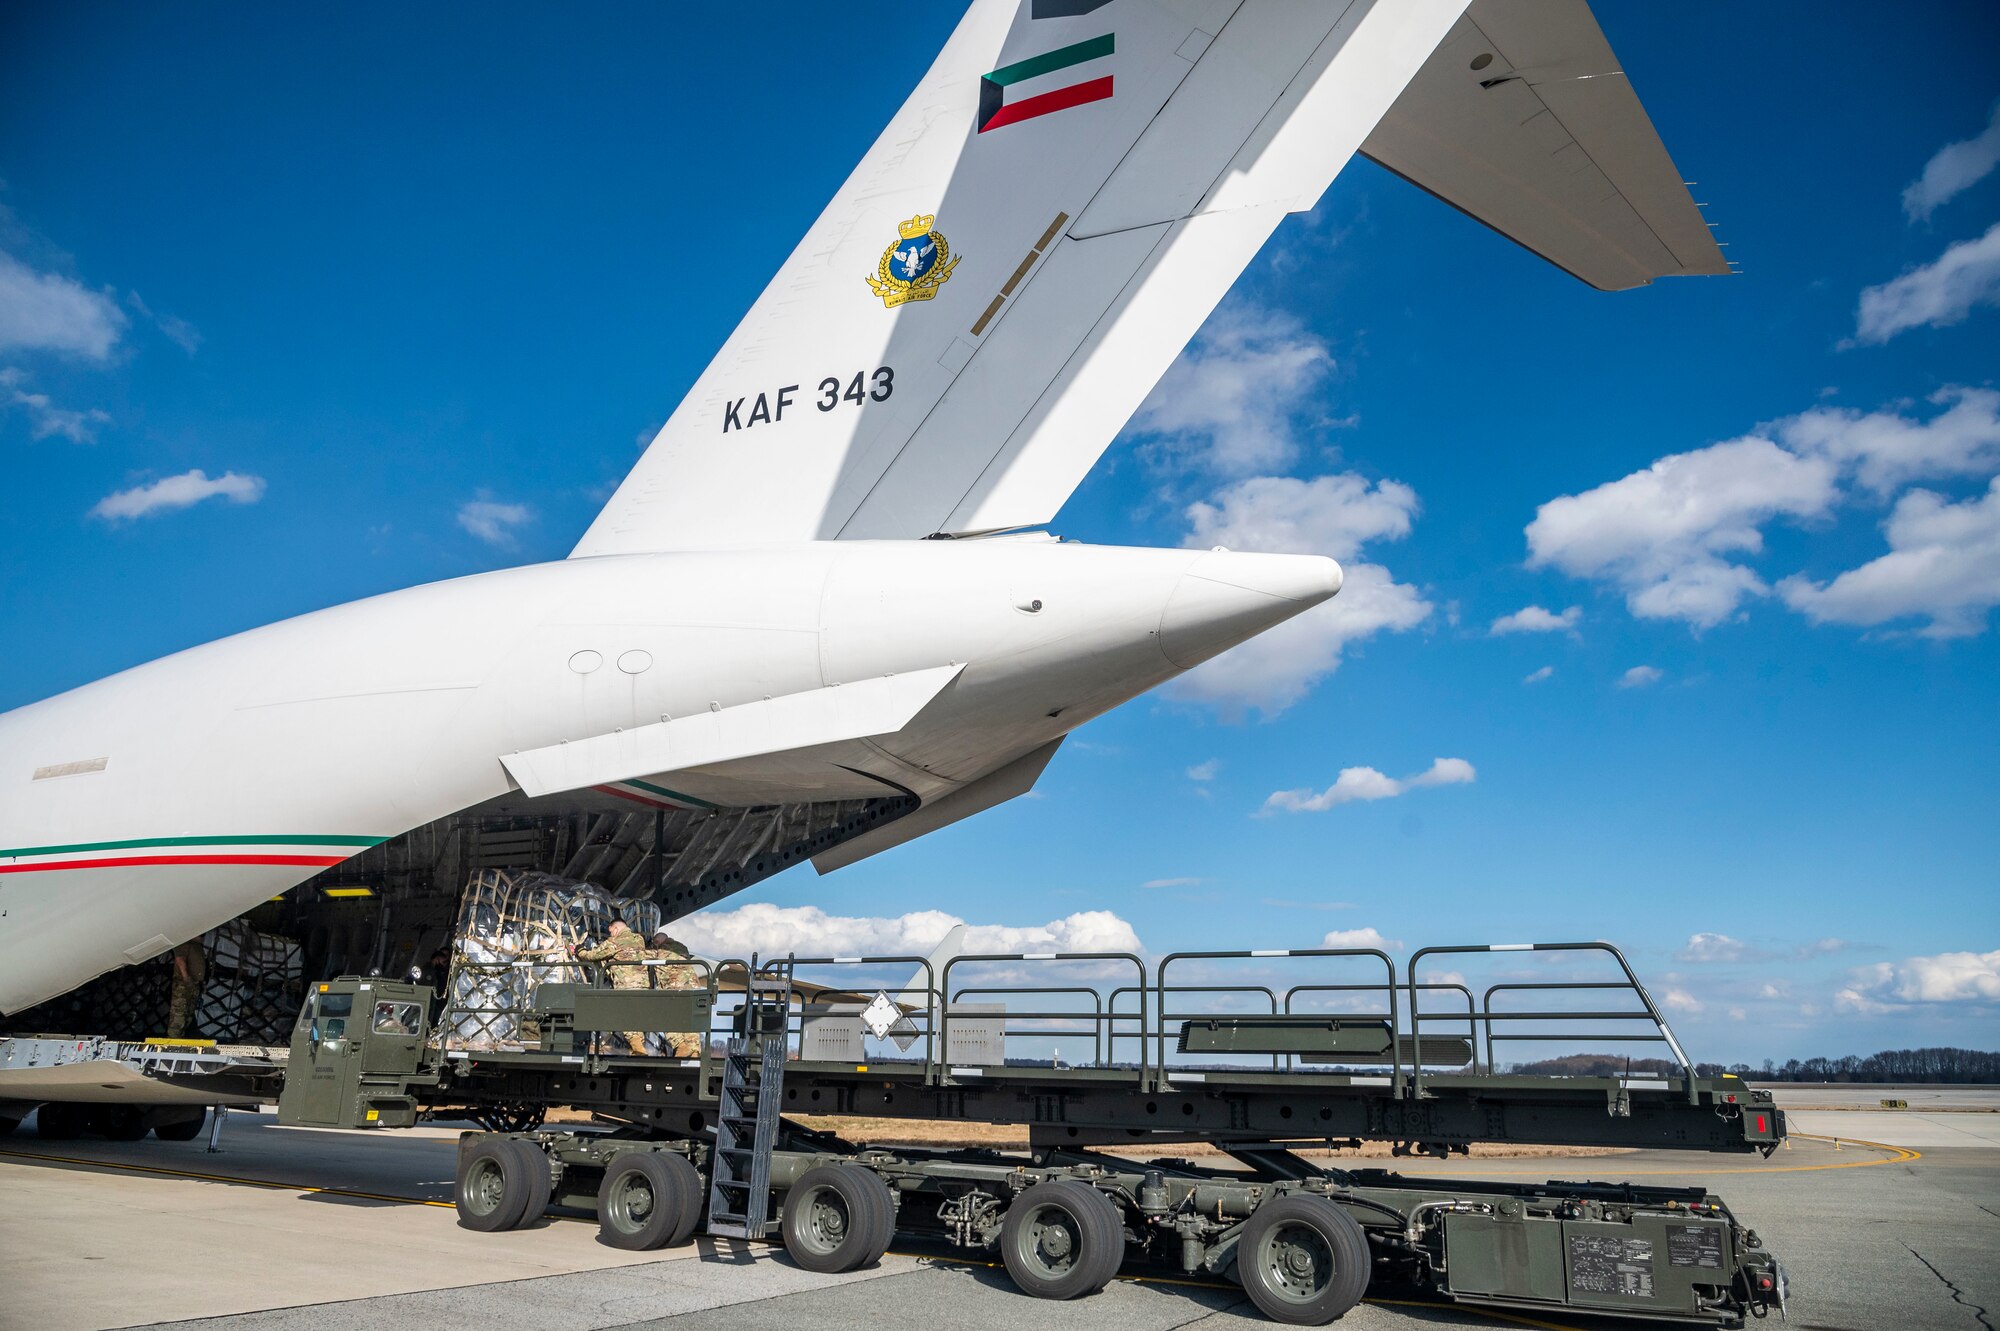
[
  {"x1": 649, "y1": 932, "x2": 703, "y2": 1059},
  {"x1": 167, "y1": 939, "x2": 207, "y2": 1038},
  {"x1": 575, "y1": 925, "x2": 649, "y2": 1055}
]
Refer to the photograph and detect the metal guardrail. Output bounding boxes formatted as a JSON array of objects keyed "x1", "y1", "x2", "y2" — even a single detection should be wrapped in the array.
[
  {"x1": 1408, "y1": 942, "x2": 1695, "y2": 1099},
  {"x1": 944, "y1": 951, "x2": 1150, "y2": 1084},
  {"x1": 485, "y1": 941, "x2": 1700, "y2": 1097}
]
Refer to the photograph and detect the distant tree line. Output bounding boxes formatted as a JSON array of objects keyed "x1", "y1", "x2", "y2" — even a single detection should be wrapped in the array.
[{"x1": 1512, "y1": 1048, "x2": 2000, "y2": 1083}]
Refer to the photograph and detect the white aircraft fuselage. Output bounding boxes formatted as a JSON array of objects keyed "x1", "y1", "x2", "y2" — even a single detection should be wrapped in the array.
[{"x1": 0, "y1": 538, "x2": 1337, "y2": 1013}]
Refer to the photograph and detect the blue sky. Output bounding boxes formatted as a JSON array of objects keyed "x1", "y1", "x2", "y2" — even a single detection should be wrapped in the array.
[{"x1": 3, "y1": 3, "x2": 1996, "y2": 1063}]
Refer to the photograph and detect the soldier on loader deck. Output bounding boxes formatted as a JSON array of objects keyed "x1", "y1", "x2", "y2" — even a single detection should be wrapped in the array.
[
  {"x1": 571, "y1": 920, "x2": 648, "y2": 1056},
  {"x1": 649, "y1": 930, "x2": 703, "y2": 1058}
]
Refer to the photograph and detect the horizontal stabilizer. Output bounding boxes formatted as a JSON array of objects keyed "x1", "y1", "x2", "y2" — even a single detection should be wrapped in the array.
[
  {"x1": 1361, "y1": 0, "x2": 1727, "y2": 291},
  {"x1": 500, "y1": 664, "x2": 963, "y2": 799},
  {"x1": 812, "y1": 736, "x2": 1061, "y2": 873}
]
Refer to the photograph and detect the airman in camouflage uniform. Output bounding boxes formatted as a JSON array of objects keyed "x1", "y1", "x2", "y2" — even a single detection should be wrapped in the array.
[
  {"x1": 649, "y1": 930, "x2": 703, "y2": 1058},
  {"x1": 572, "y1": 920, "x2": 649, "y2": 1055},
  {"x1": 167, "y1": 938, "x2": 207, "y2": 1038}
]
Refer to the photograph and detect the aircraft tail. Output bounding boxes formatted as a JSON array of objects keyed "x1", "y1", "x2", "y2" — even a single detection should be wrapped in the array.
[{"x1": 575, "y1": 0, "x2": 1725, "y2": 558}]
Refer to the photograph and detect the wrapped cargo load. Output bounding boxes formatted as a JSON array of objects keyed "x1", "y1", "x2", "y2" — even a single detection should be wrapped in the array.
[{"x1": 440, "y1": 868, "x2": 662, "y2": 1050}]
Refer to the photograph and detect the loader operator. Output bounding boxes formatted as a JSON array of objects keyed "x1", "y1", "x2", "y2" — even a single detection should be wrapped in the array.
[
  {"x1": 648, "y1": 930, "x2": 703, "y2": 1058},
  {"x1": 571, "y1": 920, "x2": 649, "y2": 1056}
]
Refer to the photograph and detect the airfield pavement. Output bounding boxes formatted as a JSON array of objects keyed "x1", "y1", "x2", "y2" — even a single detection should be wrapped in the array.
[{"x1": 0, "y1": 1087, "x2": 1994, "y2": 1331}]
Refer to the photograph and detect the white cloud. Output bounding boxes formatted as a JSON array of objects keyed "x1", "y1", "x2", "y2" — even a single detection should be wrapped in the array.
[
  {"x1": 1852, "y1": 221, "x2": 2000, "y2": 345},
  {"x1": 1617, "y1": 665, "x2": 1663, "y2": 689},
  {"x1": 1775, "y1": 386, "x2": 2000, "y2": 496},
  {"x1": 90, "y1": 468, "x2": 265, "y2": 521},
  {"x1": 1185, "y1": 759, "x2": 1218, "y2": 782},
  {"x1": 1837, "y1": 949, "x2": 2000, "y2": 1011},
  {"x1": 1528, "y1": 388, "x2": 2000, "y2": 635},
  {"x1": 673, "y1": 902, "x2": 1142, "y2": 960},
  {"x1": 1167, "y1": 473, "x2": 1430, "y2": 716},
  {"x1": 1264, "y1": 756, "x2": 1474, "y2": 814},
  {"x1": 127, "y1": 291, "x2": 201, "y2": 355},
  {"x1": 2, "y1": 369, "x2": 110, "y2": 443},
  {"x1": 1141, "y1": 876, "x2": 1203, "y2": 890},
  {"x1": 1490, "y1": 605, "x2": 1580, "y2": 636},
  {"x1": 1522, "y1": 665, "x2": 1555, "y2": 685},
  {"x1": 1660, "y1": 987, "x2": 1704, "y2": 1014},
  {"x1": 0, "y1": 249, "x2": 126, "y2": 359},
  {"x1": 457, "y1": 495, "x2": 534, "y2": 546},
  {"x1": 1679, "y1": 932, "x2": 1747, "y2": 963},
  {"x1": 1130, "y1": 303, "x2": 1333, "y2": 476},
  {"x1": 1779, "y1": 477, "x2": 2000, "y2": 638},
  {"x1": 1321, "y1": 926, "x2": 1398, "y2": 951},
  {"x1": 1904, "y1": 102, "x2": 2000, "y2": 221},
  {"x1": 1526, "y1": 437, "x2": 1838, "y2": 629},
  {"x1": 1183, "y1": 472, "x2": 1417, "y2": 560}
]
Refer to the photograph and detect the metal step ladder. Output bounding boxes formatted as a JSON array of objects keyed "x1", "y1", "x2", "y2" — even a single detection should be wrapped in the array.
[{"x1": 705, "y1": 955, "x2": 794, "y2": 1239}]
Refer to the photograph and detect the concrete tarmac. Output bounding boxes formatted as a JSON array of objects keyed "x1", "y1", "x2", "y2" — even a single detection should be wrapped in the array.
[{"x1": 1, "y1": 1090, "x2": 1994, "y2": 1331}]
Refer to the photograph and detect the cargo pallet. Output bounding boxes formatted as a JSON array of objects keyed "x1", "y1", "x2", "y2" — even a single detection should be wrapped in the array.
[{"x1": 277, "y1": 941, "x2": 1790, "y2": 1326}]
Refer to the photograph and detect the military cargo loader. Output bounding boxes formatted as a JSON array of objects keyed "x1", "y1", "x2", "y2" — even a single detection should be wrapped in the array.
[{"x1": 276, "y1": 940, "x2": 1789, "y2": 1326}]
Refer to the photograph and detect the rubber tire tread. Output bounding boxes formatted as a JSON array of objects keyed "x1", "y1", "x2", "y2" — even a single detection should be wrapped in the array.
[
  {"x1": 781, "y1": 1165, "x2": 893, "y2": 1273},
  {"x1": 1236, "y1": 1193, "x2": 1371, "y2": 1326},
  {"x1": 504, "y1": 1139, "x2": 553, "y2": 1228},
  {"x1": 456, "y1": 1137, "x2": 534, "y2": 1232},
  {"x1": 597, "y1": 1151, "x2": 699, "y2": 1250},
  {"x1": 655, "y1": 1151, "x2": 704, "y2": 1247},
  {"x1": 1000, "y1": 1179, "x2": 1124, "y2": 1300},
  {"x1": 153, "y1": 1110, "x2": 207, "y2": 1142},
  {"x1": 854, "y1": 1167, "x2": 898, "y2": 1267},
  {"x1": 98, "y1": 1107, "x2": 149, "y2": 1141},
  {"x1": 35, "y1": 1103, "x2": 85, "y2": 1140}
]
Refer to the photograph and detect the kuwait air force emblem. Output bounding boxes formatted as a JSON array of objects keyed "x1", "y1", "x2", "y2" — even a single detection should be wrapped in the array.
[{"x1": 868, "y1": 214, "x2": 959, "y2": 308}]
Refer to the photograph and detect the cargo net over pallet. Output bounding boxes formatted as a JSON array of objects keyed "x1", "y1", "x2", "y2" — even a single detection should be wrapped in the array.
[
  {"x1": 2, "y1": 919, "x2": 302, "y2": 1046},
  {"x1": 193, "y1": 921, "x2": 304, "y2": 1045},
  {"x1": 442, "y1": 868, "x2": 663, "y2": 1051}
]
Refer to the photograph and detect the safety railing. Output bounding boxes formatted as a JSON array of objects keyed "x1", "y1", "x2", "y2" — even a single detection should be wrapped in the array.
[
  {"x1": 484, "y1": 939, "x2": 1701, "y2": 1097},
  {"x1": 759, "y1": 953, "x2": 943, "y2": 1070},
  {"x1": 1156, "y1": 947, "x2": 1399, "y2": 1089},
  {"x1": 1408, "y1": 942, "x2": 1695, "y2": 1098},
  {"x1": 943, "y1": 952, "x2": 1151, "y2": 1085},
  {"x1": 950, "y1": 987, "x2": 1109, "y2": 1066}
]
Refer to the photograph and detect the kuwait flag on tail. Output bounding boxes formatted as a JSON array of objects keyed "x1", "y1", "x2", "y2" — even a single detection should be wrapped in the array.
[{"x1": 978, "y1": 33, "x2": 1114, "y2": 133}]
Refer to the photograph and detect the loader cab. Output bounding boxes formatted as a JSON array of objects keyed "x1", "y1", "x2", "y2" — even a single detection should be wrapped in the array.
[{"x1": 277, "y1": 977, "x2": 431, "y2": 1129}]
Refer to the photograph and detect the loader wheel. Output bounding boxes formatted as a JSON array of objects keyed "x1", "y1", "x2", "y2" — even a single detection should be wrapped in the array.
[
  {"x1": 597, "y1": 1151, "x2": 702, "y2": 1250},
  {"x1": 153, "y1": 1109, "x2": 207, "y2": 1142},
  {"x1": 1000, "y1": 1180, "x2": 1124, "y2": 1300},
  {"x1": 97, "y1": 1107, "x2": 149, "y2": 1141},
  {"x1": 36, "y1": 1102, "x2": 86, "y2": 1140},
  {"x1": 456, "y1": 1136, "x2": 539, "y2": 1232},
  {"x1": 780, "y1": 1164, "x2": 896, "y2": 1273},
  {"x1": 1237, "y1": 1194, "x2": 1371, "y2": 1325},
  {"x1": 505, "y1": 1139, "x2": 553, "y2": 1228}
]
